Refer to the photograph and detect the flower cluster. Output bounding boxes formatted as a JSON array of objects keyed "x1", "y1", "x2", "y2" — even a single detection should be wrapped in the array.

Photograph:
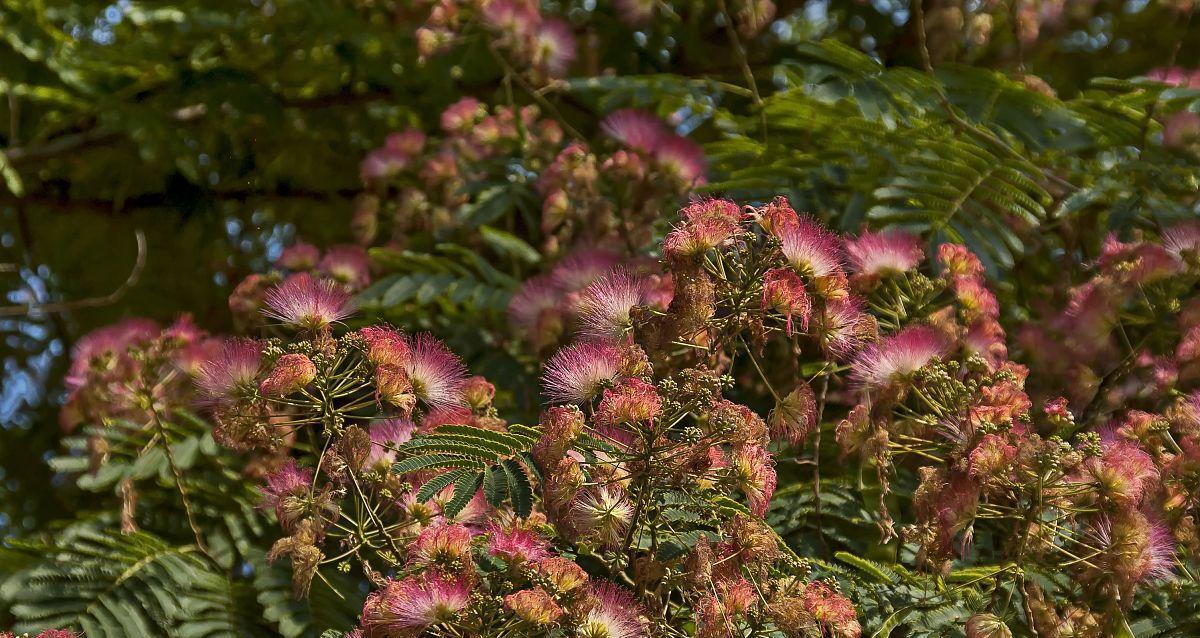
[
  {"x1": 229, "y1": 241, "x2": 370, "y2": 331},
  {"x1": 414, "y1": 0, "x2": 576, "y2": 82},
  {"x1": 356, "y1": 101, "x2": 702, "y2": 261},
  {"x1": 1019, "y1": 221, "x2": 1200, "y2": 409},
  {"x1": 1148, "y1": 67, "x2": 1200, "y2": 150},
  {"x1": 59, "y1": 315, "x2": 220, "y2": 431}
]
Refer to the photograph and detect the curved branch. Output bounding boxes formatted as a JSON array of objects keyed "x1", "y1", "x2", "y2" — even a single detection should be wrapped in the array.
[{"x1": 0, "y1": 230, "x2": 146, "y2": 317}]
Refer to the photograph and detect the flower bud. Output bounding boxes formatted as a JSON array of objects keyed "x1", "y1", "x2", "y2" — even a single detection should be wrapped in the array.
[
  {"x1": 375, "y1": 364, "x2": 417, "y2": 413},
  {"x1": 258, "y1": 353, "x2": 317, "y2": 397},
  {"x1": 966, "y1": 613, "x2": 1012, "y2": 638},
  {"x1": 462, "y1": 375, "x2": 496, "y2": 409},
  {"x1": 505, "y1": 588, "x2": 563, "y2": 625}
]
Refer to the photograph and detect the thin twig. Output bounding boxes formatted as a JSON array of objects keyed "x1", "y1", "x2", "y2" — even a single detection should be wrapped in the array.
[{"x1": 0, "y1": 229, "x2": 146, "y2": 316}]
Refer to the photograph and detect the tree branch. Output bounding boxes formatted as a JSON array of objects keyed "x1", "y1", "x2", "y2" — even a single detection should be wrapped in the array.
[{"x1": 0, "y1": 230, "x2": 146, "y2": 317}]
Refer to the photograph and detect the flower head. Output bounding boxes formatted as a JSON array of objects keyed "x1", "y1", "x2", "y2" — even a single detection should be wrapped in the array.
[
  {"x1": 845, "y1": 230, "x2": 924, "y2": 277},
  {"x1": 570, "y1": 486, "x2": 636, "y2": 548},
  {"x1": 197, "y1": 339, "x2": 263, "y2": 402},
  {"x1": 814, "y1": 297, "x2": 877, "y2": 358},
  {"x1": 543, "y1": 341, "x2": 624, "y2": 404},
  {"x1": 1082, "y1": 437, "x2": 1159, "y2": 507},
  {"x1": 851, "y1": 325, "x2": 949, "y2": 390},
  {"x1": 551, "y1": 249, "x2": 624, "y2": 294},
  {"x1": 487, "y1": 522, "x2": 550, "y2": 564},
  {"x1": 403, "y1": 333, "x2": 468, "y2": 409},
  {"x1": 601, "y1": 109, "x2": 669, "y2": 153},
  {"x1": 441, "y1": 97, "x2": 484, "y2": 133},
  {"x1": 937, "y1": 243, "x2": 985, "y2": 279},
  {"x1": 532, "y1": 18, "x2": 576, "y2": 77},
  {"x1": 968, "y1": 434, "x2": 1017, "y2": 482},
  {"x1": 776, "y1": 215, "x2": 845, "y2": 296},
  {"x1": 260, "y1": 460, "x2": 313, "y2": 527},
  {"x1": 505, "y1": 588, "x2": 564, "y2": 625},
  {"x1": 1093, "y1": 511, "x2": 1175, "y2": 587},
  {"x1": 539, "y1": 556, "x2": 590, "y2": 592},
  {"x1": 761, "y1": 267, "x2": 812, "y2": 335},
  {"x1": 359, "y1": 574, "x2": 471, "y2": 637},
  {"x1": 259, "y1": 353, "x2": 317, "y2": 397},
  {"x1": 317, "y1": 245, "x2": 371, "y2": 291},
  {"x1": 730, "y1": 443, "x2": 777, "y2": 516},
  {"x1": 1164, "y1": 220, "x2": 1200, "y2": 261},
  {"x1": 462, "y1": 376, "x2": 496, "y2": 409},
  {"x1": 654, "y1": 135, "x2": 708, "y2": 185},
  {"x1": 262, "y1": 273, "x2": 355, "y2": 330},
  {"x1": 577, "y1": 269, "x2": 649, "y2": 340},
  {"x1": 408, "y1": 522, "x2": 474, "y2": 569},
  {"x1": 594, "y1": 377, "x2": 662, "y2": 427},
  {"x1": 276, "y1": 241, "x2": 321, "y2": 270},
  {"x1": 799, "y1": 581, "x2": 862, "y2": 638},
  {"x1": 508, "y1": 274, "x2": 565, "y2": 346},
  {"x1": 952, "y1": 277, "x2": 1000, "y2": 320},
  {"x1": 358, "y1": 325, "x2": 411, "y2": 368},
  {"x1": 579, "y1": 581, "x2": 648, "y2": 638},
  {"x1": 367, "y1": 417, "x2": 414, "y2": 468}
]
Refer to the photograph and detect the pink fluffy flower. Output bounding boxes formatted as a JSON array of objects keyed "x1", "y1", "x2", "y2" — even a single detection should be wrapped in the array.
[
  {"x1": 580, "y1": 581, "x2": 648, "y2": 638},
  {"x1": 551, "y1": 249, "x2": 623, "y2": 292},
  {"x1": 1093, "y1": 511, "x2": 1175, "y2": 586},
  {"x1": 358, "y1": 325, "x2": 411, "y2": 368},
  {"x1": 814, "y1": 297, "x2": 876, "y2": 358},
  {"x1": 532, "y1": 18, "x2": 576, "y2": 77},
  {"x1": 441, "y1": 97, "x2": 484, "y2": 134},
  {"x1": 952, "y1": 277, "x2": 1000, "y2": 320},
  {"x1": 654, "y1": 135, "x2": 708, "y2": 186},
  {"x1": 197, "y1": 338, "x2": 263, "y2": 401},
  {"x1": 730, "y1": 443, "x2": 777, "y2": 516},
  {"x1": 276, "y1": 241, "x2": 321, "y2": 270},
  {"x1": 487, "y1": 522, "x2": 550, "y2": 564},
  {"x1": 776, "y1": 215, "x2": 845, "y2": 296},
  {"x1": 937, "y1": 243, "x2": 985, "y2": 279},
  {"x1": 967, "y1": 434, "x2": 1017, "y2": 481},
  {"x1": 1082, "y1": 437, "x2": 1159, "y2": 507},
  {"x1": 408, "y1": 522, "x2": 474, "y2": 568},
  {"x1": 542, "y1": 341, "x2": 624, "y2": 403},
  {"x1": 662, "y1": 199, "x2": 744, "y2": 259},
  {"x1": 258, "y1": 353, "x2": 317, "y2": 397},
  {"x1": 851, "y1": 325, "x2": 949, "y2": 390},
  {"x1": 845, "y1": 230, "x2": 924, "y2": 277},
  {"x1": 359, "y1": 574, "x2": 471, "y2": 637},
  {"x1": 576, "y1": 269, "x2": 649, "y2": 340},
  {"x1": 1165, "y1": 111, "x2": 1200, "y2": 150},
  {"x1": 367, "y1": 417, "x2": 415, "y2": 468},
  {"x1": 509, "y1": 274, "x2": 562, "y2": 335},
  {"x1": 594, "y1": 377, "x2": 662, "y2": 427},
  {"x1": 260, "y1": 459, "x2": 312, "y2": 526},
  {"x1": 1164, "y1": 220, "x2": 1200, "y2": 261},
  {"x1": 360, "y1": 129, "x2": 425, "y2": 182},
  {"x1": 64, "y1": 317, "x2": 158, "y2": 393},
  {"x1": 262, "y1": 273, "x2": 355, "y2": 330},
  {"x1": 570, "y1": 486, "x2": 636, "y2": 547},
  {"x1": 481, "y1": 0, "x2": 540, "y2": 38},
  {"x1": 761, "y1": 267, "x2": 812, "y2": 335},
  {"x1": 601, "y1": 108, "x2": 669, "y2": 153},
  {"x1": 317, "y1": 244, "x2": 372, "y2": 291},
  {"x1": 403, "y1": 333, "x2": 468, "y2": 409},
  {"x1": 799, "y1": 581, "x2": 862, "y2": 638},
  {"x1": 505, "y1": 588, "x2": 564, "y2": 625}
]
